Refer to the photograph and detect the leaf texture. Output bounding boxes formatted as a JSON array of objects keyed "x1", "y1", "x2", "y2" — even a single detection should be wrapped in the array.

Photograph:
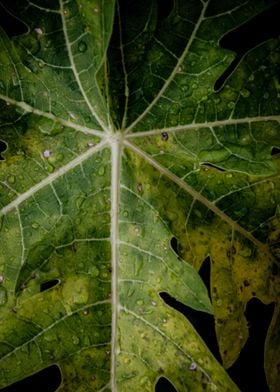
[{"x1": 0, "y1": 0, "x2": 279, "y2": 391}]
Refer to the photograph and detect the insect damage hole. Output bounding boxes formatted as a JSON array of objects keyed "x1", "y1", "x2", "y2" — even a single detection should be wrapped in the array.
[
  {"x1": 156, "y1": 0, "x2": 174, "y2": 21},
  {"x1": 170, "y1": 236, "x2": 180, "y2": 258},
  {"x1": 227, "y1": 298, "x2": 275, "y2": 392},
  {"x1": 40, "y1": 279, "x2": 60, "y2": 292},
  {"x1": 271, "y1": 147, "x2": 280, "y2": 156},
  {"x1": 214, "y1": 2, "x2": 280, "y2": 91},
  {"x1": 0, "y1": 140, "x2": 7, "y2": 160},
  {"x1": 160, "y1": 256, "x2": 222, "y2": 363},
  {"x1": 0, "y1": 3, "x2": 28, "y2": 38},
  {"x1": 0, "y1": 365, "x2": 61, "y2": 392},
  {"x1": 155, "y1": 377, "x2": 177, "y2": 392}
]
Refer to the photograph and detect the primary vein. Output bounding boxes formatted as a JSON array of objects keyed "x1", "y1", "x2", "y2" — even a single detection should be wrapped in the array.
[
  {"x1": 0, "y1": 140, "x2": 108, "y2": 217},
  {"x1": 0, "y1": 94, "x2": 104, "y2": 137},
  {"x1": 124, "y1": 140, "x2": 264, "y2": 248},
  {"x1": 126, "y1": 115, "x2": 280, "y2": 138},
  {"x1": 124, "y1": 0, "x2": 210, "y2": 134}
]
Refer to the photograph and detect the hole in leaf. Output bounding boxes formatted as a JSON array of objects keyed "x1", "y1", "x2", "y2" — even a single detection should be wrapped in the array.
[
  {"x1": 170, "y1": 236, "x2": 180, "y2": 257},
  {"x1": 227, "y1": 298, "x2": 275, "y2": 392},
  {"x1": 0, "y1": 365, "x2": 61, "y2": 392},
  {"x1": 198, "y1": 256, "x2": 211, "y2": 299},
  {"x1": 271, "y1": 147, "x2": 280, "y2": 156},
  {"x1": 156, "y1": 0, "x2": 174, "y2": 21},
  {"x1": 201, "y1": 163, "x2": 225, "y2": 172},
  {"x1": 0, "y1": 3, "x2": 27, "y2": 38},
  {"x1": 214, "y1": 2, "x2": 280, "y2": 91},
  {"x1": 160, "y1": 288, "x2": 222, "y2": 363},
  {"x1": 155, "y1": 377, "x2": 177, "y2": 392},
  {"x1": 40, "y1": 279, "x2": 60, "y2": 292},
  {"x1": 0, "y1": 140, "x2": 7, "y2": 160},
  {"x1": 270, "y1": 244, "x2": 280, "y2": 262}
]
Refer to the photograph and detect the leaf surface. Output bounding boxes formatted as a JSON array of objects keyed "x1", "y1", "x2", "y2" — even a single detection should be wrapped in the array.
[{"x1": 0, "y1": 0, "x2": 279, "y2": 391}]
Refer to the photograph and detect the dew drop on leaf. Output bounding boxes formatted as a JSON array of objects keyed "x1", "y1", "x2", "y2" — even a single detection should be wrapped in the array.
[
  {"x1": 127, "y1": 287, "x2": 135, "y2": 297},
  {"x1": 0, "y1": 286, "x2": 7, "y2": 305},
  {"x1": 90, "y1": 266, "x2": 99, "y2": 277},
  {"x1": 240, "y1": 89, "x2": 250, "y2": 98},
  {"x1": 8, "y1": 175, "x2": 15, "y2": 184},
  {"x1": 263, "y1": 92, "x2": 269, "y2": 99},
  {"x1": 72, "y1": 335, "x2": 80, "y2": 345},
  {"x1": 78, "y1": 40, "x2": 87, "y2": 53},
  {"x1": 189, "y1": 362, "x2": 197, "y2": 371},
  {"x1": 227, "y1": 101, "x2": 235, "y2": 109},
  {"x1": 98, "y1": 167, "x2": 105, "y2": 176},
  {"x1": 43, "y1": 149, "x2": 51, "y2": 158}
]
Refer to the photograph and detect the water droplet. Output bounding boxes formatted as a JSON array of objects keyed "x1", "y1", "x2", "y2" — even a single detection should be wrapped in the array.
[
  {"x1": 248, "y1": 74, "x2": 255, "y2": 82},
  {"x1": 191, "y1": 83, "x2": 198, "y2": 89},
  {"x1": 43, "y1": 149, "x2": 51, "y2": 158},
  {"x1": 123, "y1": 357, "x2": 131, "y2": 364},
  {"x1": 32, "y1": 222, "x2": 39, "y2": 229},
  {"x1": 0, "y1": 275, "x2": 4, "y2": 284},
  {"x1": 134, "y1": 255, "x2": 144, "y2": 276},
  {"x1": 35, "y1": 27, "x2": 43, "y2": 35},
  {"x1": 151, "y1": 301, "x2": 157, "y2": 306},
  {"x1": 189, "y1": 362, "x2": 197, "y2": 371},
  {"x1": 38, "y1": 61, "x2": 45, "y2": 68},
  {"x1": 216, "y1": 299, "x2": 222, "y2": 307},
  {"x1": 90, "y1": 266, "x2": 99, "y2": 277},
  {"x1": 46, "y1": 163, "x2": 54, "y2": 173},
  {"x1": 263, "y1": 92, "x2": 269, "y2": 99},
  {"x1": 194, "y1": 209, "x2": 202, "y2": 218},
  {"x1": 0, "y1": 286, "x2": 7, "y2": 305},
  {"x1": 140, "y1": 376, "x2": 149, "y2": 386},
  {"x1": 78, "y1": 40, "x2": 87, "y2": 53},
  {"x1": 240, "y1": 89, "x2": 250, "y2": 98},
  {"x1": 72, "y1": 335, "x2": 80, "y2": 345},
  {"x1": 240, "y1": 135, "x2": 251, "y2": 145},
  {"x1": 8, "y1": 175, "x2": 15, "y2": 184},
  {"x1": 45, "y1": 39, "x2": 52, "y2": 48},
  {"x1": 227, "y1": 101, "x2": 235, "y2": 109},
  {"x1": 123, "y1": 210, "x2": 129, "y2": 217},
  {"x1": 98, "y1": 167, "x2": 105, "y2": 176},
  {"x1": 136, "y1": 299, "x2": 144, "y2": 306},
  {"x1": 56, "y1": 153, "x2": 64, "y2": 162},
  {"x1": 12, "y1": 75, "x2": 19, "y2": 87}
]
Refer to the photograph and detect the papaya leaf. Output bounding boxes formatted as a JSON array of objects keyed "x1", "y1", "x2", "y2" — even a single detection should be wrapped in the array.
[{"x1": 0, "y1": 0, "x2": 279, "y2": 391}]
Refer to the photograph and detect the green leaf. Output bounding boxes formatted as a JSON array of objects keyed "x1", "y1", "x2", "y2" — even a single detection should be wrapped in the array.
[{"x1": 0, "y1": 0, "x2": 279, "y2": 391}]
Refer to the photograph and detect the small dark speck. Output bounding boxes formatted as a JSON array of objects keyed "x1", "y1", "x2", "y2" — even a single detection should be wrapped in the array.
[
  {"x1": 161, "y1": 132, "x2": 169, "y2": 141},
  {"x1": 244, "y1": 280, "x2": 250, "y2": 287}
]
